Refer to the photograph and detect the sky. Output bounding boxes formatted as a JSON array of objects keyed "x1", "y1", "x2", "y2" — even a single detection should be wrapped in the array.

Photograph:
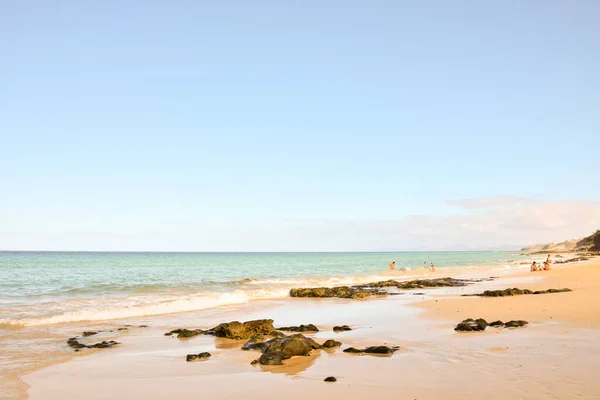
[{"x1": 1, "y1": 1, "x2": 599, "y2": 251}]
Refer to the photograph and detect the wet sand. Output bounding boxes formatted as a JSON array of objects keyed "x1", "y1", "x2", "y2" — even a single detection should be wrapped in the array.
[{"x1": 19, "y1": 258, "x2": 600, "y2": 399}]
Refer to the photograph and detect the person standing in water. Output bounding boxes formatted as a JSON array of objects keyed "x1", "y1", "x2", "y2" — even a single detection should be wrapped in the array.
[
  {"x1": 389, "y1": 261, "x2": 396, "y2": 271},
  {"x1": 431, "y1": 263, "x2": 435, "y2": 272}
]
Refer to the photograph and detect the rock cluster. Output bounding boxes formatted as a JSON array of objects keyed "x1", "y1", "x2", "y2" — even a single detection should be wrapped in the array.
[
  {"x1": 67, "y1": 337, "x2": 120, "y2": 350},
  {"x1": 166, "y1": 319, "x2": 278, "y2": 340},
  {"x1": 289, "y1": 286, "x2": 386, "y2": 299},
  {"x1": 290, "y1": 277, "x2": 474, "y2": 299},
  {"x1": 454, "y1": 318, "x2": 529, "y2": 332},
  {"x1": 469, "y1": 288, "x2": 572, "y2": 297}
]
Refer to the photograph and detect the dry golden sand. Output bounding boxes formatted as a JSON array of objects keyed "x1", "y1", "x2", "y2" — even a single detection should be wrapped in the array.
[
  {"x1": 416, "y1": 258, "x2": 600, "y2": 329},
  {"x1": 21, "y1": 258, "x2": 600, "y2": 400}
]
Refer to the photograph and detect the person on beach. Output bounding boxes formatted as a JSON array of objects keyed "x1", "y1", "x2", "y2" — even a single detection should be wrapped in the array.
[
  {"x1": 543, "y1": 260, "x2": 551, "y2": 271},
  {"x1": 431, "y1": 263, "x2": 435, "y2": 272},
  {"x1": 531, "y1": 261, "x2": 538, "y2": 272},
  {"x1": 389, "y1": 261, "x2": 396, "y2": 271},
  {"x1": 547, "y1": 254, "x2": 551, "y2": 264}
]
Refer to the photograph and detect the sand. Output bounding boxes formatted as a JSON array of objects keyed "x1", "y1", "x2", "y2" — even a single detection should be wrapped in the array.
[
  {"x1": 416, "y1": 258, "x2": 600, "y2": 329},
  {"x1": 19, "y1": 257, "x2": 600, "y2": 399}
]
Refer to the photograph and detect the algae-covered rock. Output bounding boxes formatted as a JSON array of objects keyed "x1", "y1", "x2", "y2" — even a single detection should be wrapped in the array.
[
  {"x1": 164, "y1": 328, "x2": 204, "y2": 338},
  {"x1": 206, "y1": 319, "x2": 275, "y2": 340},
  {"x1": 255, "y1": 334, "x2": 318, "y2": 365}
]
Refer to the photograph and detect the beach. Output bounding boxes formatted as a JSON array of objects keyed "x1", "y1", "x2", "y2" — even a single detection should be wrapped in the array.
[{"x1": 4, "y1": 254, "x2": 597, "y2": 399}]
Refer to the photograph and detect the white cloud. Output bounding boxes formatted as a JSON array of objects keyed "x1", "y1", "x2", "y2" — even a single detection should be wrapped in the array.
[
  {"x1": 2, "y1": 199, "x2": 599, "y2": 251},
  {"x1": 445, "y1": 196, "x2": 532, "y2": 209}
]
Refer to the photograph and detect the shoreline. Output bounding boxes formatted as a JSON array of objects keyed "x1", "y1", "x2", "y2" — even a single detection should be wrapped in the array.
[{"x1": 8, "y1": 255, "x2": 600, "y2": 399}]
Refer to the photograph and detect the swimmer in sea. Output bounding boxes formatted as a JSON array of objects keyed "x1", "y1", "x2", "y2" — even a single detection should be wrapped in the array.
[{"x1": 389, "y1": 261, "x2": 396, "y2": 271}]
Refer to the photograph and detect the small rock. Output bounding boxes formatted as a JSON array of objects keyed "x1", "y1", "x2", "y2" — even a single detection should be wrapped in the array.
[
  {"x1": 117, "y1": 328, "x2": 128, "y2": 331},
  {"x1": 89, "y1": 340, "x2": 120, "y2": 349},
  {"x1": 277, "y1": 324, "x2": 319, "y2": 332},
  {"x1": 324, "y1": 376, "x2": 337, "y2": 382},
  {"x1": 164, "y1": 328, "x2": 204, "y2": 338},
  {"x1": 322, "y1": 340, "x2": 342, "y2": 348},
  {"x1": 343, "y1": 346, "x2": 398, "y2": 355},
  {"x1": 186, "y1": 352, "x2": 211, "y2": 362},
  {"x1": 67, "y1": 338, "x2": 86, "y2": 349},
  {"x1": 454, "y1": 318, "x2": 488, "y2": 332},
  {"x1": 82, "y1": 331, "x2": 98, "y2": 337},
  {"x1": 333, "y1": 325, "x2": 352, "y2": 332},
  {"x1": 504, "y1": 320, "x2": 528, "y2": 328},
  {"x1": 489, "y1": 320, "x2": 505, "y2": 327}
]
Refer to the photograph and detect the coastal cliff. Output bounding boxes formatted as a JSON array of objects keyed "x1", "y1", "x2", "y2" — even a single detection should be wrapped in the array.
[{"x1": 522, "y1": 229, "x2": 600, "y2": 252}]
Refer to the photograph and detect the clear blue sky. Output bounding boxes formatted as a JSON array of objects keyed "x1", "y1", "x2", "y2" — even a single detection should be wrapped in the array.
[{"x1": 1, "y1": 1, "x2": 599, "y2": 250}]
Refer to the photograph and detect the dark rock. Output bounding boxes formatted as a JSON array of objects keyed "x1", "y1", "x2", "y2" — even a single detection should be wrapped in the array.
[
  {"x1": 555, "y1": 257, "x2": 589, "y2": 264},
  {"x1": 342, "y1": 347, "x2": 363, "y2": 354},
  {"x1": 290, "y1": 277, "x2": 473, "y2": 299},
  {"x1": 289, "y1": 286, "x2": 385, "y2": 299},
  {"x1": 186, "y1": 352, "x2": 211, "y2": 362},
  {"x1": 454, "y1": 318, "x2": 488, "y2": 332},
  {"x1": 242, "y1": 334, "x2": 272, "y2": 351},
  {"x1": 474, "y1": 288, "x2": 571, "y2": 297},
  {"x1": 364, "y1": 346, "x2": 398, "y2": 354},
  {"x1": 139, "y1": 325, "x2": 148, "y2": 328},
  {"x1": 164, "y1": 328, "x2": 204, "y2": 338},
  {"x1": 67, "y1": 337, "x2": 87, "y2": 349},
  {"x1": 206, "y1": 319, "x2": 275, "y2": 340},
  {"x1": 333, "y1": 325, "x2": 352, "y2": 332},
  {"x1": 68, "y1": 337, "x2": 120, "y2": 350},
  {"x1": 82, "y1": 331, "x2": 98, "y2": 337},
  {"x1": 533, "y1": 288, "x2": 572, "y2": 294},
  {"x1": 251, "y1": 334, "x2": 319, "y2": 366},
  {"x1": 117, "y1": 328, "x2": 128, "y2": 331},
  {"x1": 489, "y1": 320, "x2": 505, "y2": 327},
  {"x1": 322, "y1": 340, "x2": 342, "y2": 348},
  {"x1": 355, "y1": 277, "x2": 469, "y2": 290},
  {"x1": 250, "y1": 359, "x2": 259, "y2": 365},
  {"x1": 324, "y1": 376, "x2": 337, "y2": 382},
  {"x1": 343, "y1": 346, "x2": 398, "y2": 355},
  {"x1": 504, "y1": 320, "x2": 529, "y2": 328},
  {"x1": 277, "y1": 324, "x2": 319, "y2": 332},
  {"x1": 89, "y1": 340, "x2": 119, "y2": 349},
  {"x1": 259, "y1": 352, "x2": 285, "y2": 365},
  {"x1": 479, "y1": 288, "x2": 534, "y2": 297}
]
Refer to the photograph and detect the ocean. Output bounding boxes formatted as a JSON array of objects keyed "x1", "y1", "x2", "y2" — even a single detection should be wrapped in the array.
[{"x1": 0, "y1": 251, "x2": 523, "y2": 327}]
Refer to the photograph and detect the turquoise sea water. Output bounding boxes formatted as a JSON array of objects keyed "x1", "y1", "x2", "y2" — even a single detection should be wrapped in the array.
[{"x1": 0, "y1": 251, "x2": 521, "y2": 326}]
